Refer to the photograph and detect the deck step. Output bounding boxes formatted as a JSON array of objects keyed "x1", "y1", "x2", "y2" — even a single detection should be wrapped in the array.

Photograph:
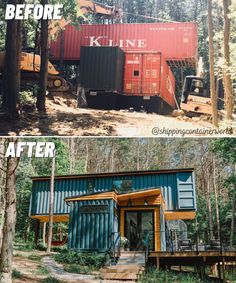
[
  {"x1": 100, "y1": 270, "x2": 142, "y2": 280},
  {"x1": 100, "y1": 252, "x2": 145, "y2": 281}
]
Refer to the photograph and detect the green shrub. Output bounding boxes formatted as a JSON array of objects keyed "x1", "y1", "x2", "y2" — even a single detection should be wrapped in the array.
[
  {"x1": 14, "y1": 242, "x2": 35, "y2": 251},
  {"x1": 12, "y1": 269, "x2": 23, "y2": 279},
  {"x1": 35, "y1": 266, "x2": 50, "y2": 276},
  {"x1": 19, "y1": 91, "x2": 35, "y2": 105},
  {"x1": 139, "y1": 269, "x2": 207, "y2": 283},
  {"x1": 53, "y1": 251, "x2": 106, "y2": 269},
  {"x1": 41, "y1": 277, "x2": 63, "y2": 283},
  {"x1": 226, "y1": 271, "x2": 236, "y2": 282},
  {"x1": 36, "y1": 243, "x2": 47, "y2": 251},
  {"x1": 52, "y1": 247, "x2": 68, "y2": 253},
  {"x1": 28, "y1": 253, "x2": 41, "y2": 261},
  {"x1": 64, "y1": 264, "x2": 91, "y2": 274}
]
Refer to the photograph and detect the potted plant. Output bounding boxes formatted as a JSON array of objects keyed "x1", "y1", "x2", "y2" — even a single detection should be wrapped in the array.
[{"x1": 120, "y1": 237, "x2": 129, "y2": 252}]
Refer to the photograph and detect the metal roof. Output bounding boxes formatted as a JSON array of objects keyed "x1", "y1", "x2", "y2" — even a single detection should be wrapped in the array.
[{"x1": 31, "y1": 168, "x2": 195, "y2": 181}]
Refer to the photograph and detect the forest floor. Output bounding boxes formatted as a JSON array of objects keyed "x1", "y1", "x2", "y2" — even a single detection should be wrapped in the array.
[
  {"x1": 0, "y1": 93, "x2": 234, "y2": 136},
  {"x1": 12, "y1": 249, "x2": 99, "y2": 283}
]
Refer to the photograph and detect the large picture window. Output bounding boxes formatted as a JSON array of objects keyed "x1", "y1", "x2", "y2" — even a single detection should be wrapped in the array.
[{"x1": 113, "y1": 179, "x2": 132, "y2": 193}]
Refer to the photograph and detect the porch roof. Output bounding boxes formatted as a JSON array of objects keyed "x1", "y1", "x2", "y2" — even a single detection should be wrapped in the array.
[{"x1": 64, "y1": 188, "x2": 163, "y2": 206}]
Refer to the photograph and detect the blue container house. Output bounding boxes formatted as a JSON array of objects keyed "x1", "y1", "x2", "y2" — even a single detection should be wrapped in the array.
[{"x1": 29, "y1": 168, "x2": 196, "y2": 252}]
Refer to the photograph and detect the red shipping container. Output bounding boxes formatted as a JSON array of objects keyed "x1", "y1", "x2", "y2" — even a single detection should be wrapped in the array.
[
  {"x1": 50, "y1": 22, "x2": 198, "y2": 67},
  {"x1": 123, "y1": 52, "x2": 176, "y2": 108}
]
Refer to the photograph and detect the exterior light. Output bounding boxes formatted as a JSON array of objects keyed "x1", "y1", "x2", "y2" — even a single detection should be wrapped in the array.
[{"x1": 144, "y1": 200, "x2": 148, "y2": 206}]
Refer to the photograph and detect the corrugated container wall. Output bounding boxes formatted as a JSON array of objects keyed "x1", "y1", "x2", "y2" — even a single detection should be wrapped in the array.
[
  {"x1": 50, "y1": 23, "x2": 198, "y2": 66},
  {"x1": 80, "y1": 46, "x2": 124, "y2": 92},
  {"x1": 123, "y1": 52, "x2": 176, "y2": 108},
  {"x1": 68, "y1": 199, "x2": 117, "y2": 251},
  {"x1": 30, "y1": 170, "x2": 196, "y2": 217}
]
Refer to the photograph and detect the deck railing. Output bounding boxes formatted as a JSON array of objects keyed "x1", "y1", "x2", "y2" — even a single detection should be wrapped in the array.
[
  {"x1": 164, "y1": 228, "x2": 236, "y2": 254},
  {"x1": 109, "y1": 231, "x2": 121, "y2": 264}
]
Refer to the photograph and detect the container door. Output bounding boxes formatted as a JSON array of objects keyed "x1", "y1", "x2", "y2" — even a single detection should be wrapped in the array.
[
  {"x1": 124, "y1": 210, "x2": 154, "y2": 251},
  {"x1": 176, "y1": 173, "x2": 196, "y2": 210},
  {"x1": 142, "y1": 53, "x2": 161, "y2": 95},
  {"x1": 123, "y1": 53, "x2": 142, "y2": 95}
]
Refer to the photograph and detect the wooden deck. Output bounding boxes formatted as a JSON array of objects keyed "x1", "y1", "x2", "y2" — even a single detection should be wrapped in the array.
[{"x1": 149, "y1": 251, "x2": 236, "y2": 267}]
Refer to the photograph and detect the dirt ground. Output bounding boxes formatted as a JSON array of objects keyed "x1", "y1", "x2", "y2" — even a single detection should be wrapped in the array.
[
  {"x1": 12, "y1": 250, "x2": 99, "y2": 283},
  {"x1": 0, "y1": 93, "x2": 234, "y2": 137},
  {"x1": 13, "y1": 250, "x2": 48, "y2": 283}
]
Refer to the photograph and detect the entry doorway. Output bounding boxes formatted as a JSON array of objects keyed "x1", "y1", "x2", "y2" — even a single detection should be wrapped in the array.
[{"x1": 124, "y1": 210, "x2": 154, "y2": 251}]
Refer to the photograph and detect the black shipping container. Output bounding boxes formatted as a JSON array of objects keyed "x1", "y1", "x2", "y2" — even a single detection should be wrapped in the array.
[{"x1": 80, "y1": 46, "x2": 124, "y2": 93}]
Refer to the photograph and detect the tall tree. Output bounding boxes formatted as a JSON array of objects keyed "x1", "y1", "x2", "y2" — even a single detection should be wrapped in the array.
[
  {"x1": 222, "y1": 0, "x2": 233, "y2": 121},
  {"x1": 0, "y1": 139, "x2": 5, "y2": 250},
  {"x1": 208, "y1": 0, "x2": 218, "y2": 127},
  {"x1": 47, "y1": 154, "x2": 55, "y2": 253},
  {"x1": 36, "y1": 0, "x2": 49, "y2": 112},
  {"x1": 3, "y1": 0, "x2": 21, "y2": 119},
  {"x1": 0, "y1": 139, "x2": 19, "y2": 283}
]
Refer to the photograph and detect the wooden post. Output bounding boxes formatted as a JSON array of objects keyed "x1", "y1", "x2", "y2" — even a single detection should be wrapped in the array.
[
  {"x1": 42, "y1": 222, "x2": 46, "y2": 246},
  {"x1": 218, "y1": 261, "x2": 222, "y2": 280},
  {"x1": 34, "y1": 219, "x2": 40, "y2": 246},
  {"x1": 222, "y1": 257, "x2": 226, "y2": 283},
  {"x1": 156, "y1": 256, "x2": 160, "y2": 270}
]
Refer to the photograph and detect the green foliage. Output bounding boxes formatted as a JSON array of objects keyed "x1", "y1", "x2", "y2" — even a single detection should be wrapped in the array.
[
  {"x1": 12, "y1": 269, "x2": 23, "y2": 279},
  {"x1": 28, "y1": 253, "x2": 42, "y2": 261},
  {"x1": 42, "y1": 277, "x2": 63, "y2": 283},
  {"x1": 139, "y1": 268, "x2": 208, "y2": 283},
  {"x1": 63, "y1": 264, "x2": 94, "y2": 274},
  {"x1": 14, "y1": 241, "x2": 36, "y2": 252},
  {"x1": 211, "y1": 138, "x2": 236, "y2": 164},
  {"x1": 19, "y1": 91, "x2": 35, "y2": 106},
  {"x1": 35, "y1": 266, "x2": 50, "y2": 276},
  {"x1": 53, "y1": 250, "x2": 106, "y2": 269},
  {"x1": 226, "y1": 271, "x2": 236, "y2": 282}
]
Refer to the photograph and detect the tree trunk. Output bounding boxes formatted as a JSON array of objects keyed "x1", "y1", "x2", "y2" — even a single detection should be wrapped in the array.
[
  {"x1": 109, "y1": 141, "x2": 115, "y2": 172},
  {"x1": 222, "y1": 0, "x2": 233, "y2": 121},
  {"x1": 136, "y1": 140, "x2": 140, "y2": 171},
  {"x1": 3, "y1": 0, "x2": 20, "y2": 119},
  {"x1": 208, "y1": 0, "x2": 218, "y2": 127},
  {"x1": 213, "y1": 157, "x2": 220, "y2": 239},
  {"x1": 230, "y1": 165, "x2": 236, "y2": 248},
  {"x1": 84, "y1": 142, "x2": 89, "y2": 173},
  {"x1": 0, "y1": 139, "x2": 5, "y2": 251},
  {"x1": 36, "y1": 0, "x2": 49, "y2": 112},
  {"x1": 69, "y1": 139, "x2": 75, "y2": 174},
  {"x1": 47, "y1": 155, "x2": 55, "y2": 253},
  {"x1": 0, "y1": 139, "x2": 19, "y2": 283},
  {"x1": 206, "y1": 169, "x2": 214, "y2": 240}
]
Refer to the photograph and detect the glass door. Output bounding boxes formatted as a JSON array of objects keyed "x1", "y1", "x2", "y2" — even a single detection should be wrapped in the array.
[{"x1": 124, "y1": 210, "x2": 154, "y2": 251}]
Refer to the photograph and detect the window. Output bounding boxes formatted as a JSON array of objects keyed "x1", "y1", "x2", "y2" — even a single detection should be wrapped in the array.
[
  {"x1": 113, "y1": 179, "x2": 132, "y2": 193},
  {"x1": 87, "y1": 179, "x2": 95, "y2": 194},
  {"x1": 133, "y1": 70, "x2": 139, "y2": 76}
]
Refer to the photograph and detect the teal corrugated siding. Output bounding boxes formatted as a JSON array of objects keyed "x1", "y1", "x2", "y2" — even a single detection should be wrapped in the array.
[
  {"x1": 30, "y1": 171, "x2": 195, "y2": 216},
  {"x1": 68, "y1": 199, "x2": 115, "y2": 251}
]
